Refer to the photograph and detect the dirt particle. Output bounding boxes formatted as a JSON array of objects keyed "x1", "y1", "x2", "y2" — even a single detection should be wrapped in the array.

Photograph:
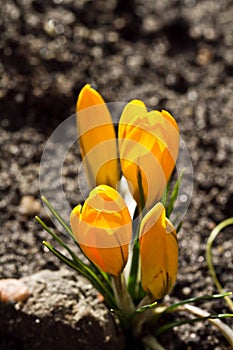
[
  {"x1": 196, "y1": 48, "x2": 213, "y2": 66},
  {"x1": 19, "y1": 195, "x2": 42, "y2": 217}
]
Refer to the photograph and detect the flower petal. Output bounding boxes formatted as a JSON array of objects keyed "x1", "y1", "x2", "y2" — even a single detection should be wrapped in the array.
[
  {"x1": 76, "y1": 84, "x2": 119, "y2": 189},
  {"x1": 119, "y1": 107, "x2": 179, "y2": 208},
  {"x1": 70, "y1": 185, "x2": 132, "y2": 276},
  {"x1": 139, "y1": 203, "x2": 178, "y2": 299}
]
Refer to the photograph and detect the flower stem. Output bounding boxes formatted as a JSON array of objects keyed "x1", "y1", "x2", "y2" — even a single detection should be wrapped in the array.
[
  {"x1": 141, "y1": 335, "x2": 166, "y2": 350},
  {"x1": 112, "y1": 274, "x2": 135, "y2": 315}
]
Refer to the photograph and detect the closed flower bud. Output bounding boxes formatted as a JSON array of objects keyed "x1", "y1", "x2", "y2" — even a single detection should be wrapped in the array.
[
  {"x1": 76, "y1": 84, "x2": 119, "y2": 189},
  {"x1": 70, "y1": 185, "x2": 132, "y2": 276},
  {"x1": 118, "y1": 100, "x2": 179, "y2": 209},
  {"x1": 139, "y1": 202, "x2": 178, "y2": 300}
]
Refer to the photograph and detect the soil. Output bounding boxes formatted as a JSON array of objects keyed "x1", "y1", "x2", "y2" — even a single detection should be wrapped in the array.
[{"x1": 0, "y1": 0, "x2": 233, "y2": 349}]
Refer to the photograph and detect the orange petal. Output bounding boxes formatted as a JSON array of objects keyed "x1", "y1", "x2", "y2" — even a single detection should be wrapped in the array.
[
  {"x1": 70, "y1": 185, "x2": 132, "y2": 276},
  {"x1": 76, "y1": 85, "x2": 119, "y2": 189},
  {"x1": 139, "y1": 203, "x2": 178, "y2": 299}
]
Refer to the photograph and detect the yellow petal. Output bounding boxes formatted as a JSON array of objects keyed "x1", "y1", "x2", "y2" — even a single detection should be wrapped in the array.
[
  {"x1": 70, "y1": 185, "x2": 132, "y2": 276},
  {"x1": 119, "y1": 107, "x2": 179, "y2": 208},
  {"x1": 77, "y1": 84, "x2": 105, "y2": 111},
  {"x1": 139, "y1": 203, "x2": 178, "y2": 300},
  {"x1": 118, "y1": 99, "x2": 147, "y2": 141},
  {"x1": 76, "y1": 84, "x2": 119, "y2": 189}
]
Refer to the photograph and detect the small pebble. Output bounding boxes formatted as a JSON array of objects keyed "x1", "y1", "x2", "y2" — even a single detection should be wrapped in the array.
[
  {"x1": 182, "y1": 286, "x2": 191, "y2": 296},
  {"x1": 97, "y1": 292, "x2": 104, "y2": 302},
  {"x1": 19, "y1": 195, "x2": 42, "y2": 217},
  {"x1": 196, "y1": 48, "x2": 212, "y2": 66},
  {"x1": 0, "y1": 279, "x2": 30, "y2": 303}
]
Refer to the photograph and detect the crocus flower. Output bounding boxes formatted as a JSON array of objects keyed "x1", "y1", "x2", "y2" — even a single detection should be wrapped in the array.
[
  {"x1": 76, "y1": 84, "x2": 119, "y2": 189},
  {"x1": 70, "y1": 185, "x2": 132, "y2": 276},
  {"x1": 139, "y1": 202, "x2": 178, "y2": 300},
  {"x1": 118, "y1": 100, "x2": 179, "y2": 209}
]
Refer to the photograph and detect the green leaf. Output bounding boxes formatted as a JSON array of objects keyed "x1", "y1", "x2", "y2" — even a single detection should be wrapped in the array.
[
  {"x1": 152, "y1": 292, "x2": 232, "y2": 323},
  {"x1": 136, "y1": 301, "x2": 158, "y2": 314},
  {"x1": 43, "y1": 240, "x2": 87, "y2": 277},
  {"x1": 166, "y1": 170, "x2": 184, "y2": 218},
  {"x1": 36, "y1": 214, "x2": 115, "y2": 308},
  {"x1": 176, "y1": 220, "x2": 183, "y2": 233},
  {"x1": 39, "y1": 197, "x2": 113, "y2": 290},
  {"x1": 206, "y1": 217, "x2": 233, "y2": 312},
  {"x1": 35, "y1": 216, "x2": 78, "y2": 263},
  {"x1": 161, "y1": 180, "x2": 170, "y2": 207},
  {"x1": 43, "y1": 240, "x2": 116, "y2": 309},
  {"x1": 137, "y1": 168, "x2": 145, "y2": 213},
  {"x1": 41, "y1": 196, "x2": 74, "y2": 238},
  {"x1": 155, "y1": 313, "x2": 233, "y2": 336},
  {"x1": 161, "y1": 187, "x2": 167, "y2": 207}
]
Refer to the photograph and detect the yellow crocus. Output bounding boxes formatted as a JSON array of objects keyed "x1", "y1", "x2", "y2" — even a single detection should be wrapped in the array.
[
  {"x1": 139, "y1": 202, "x2": 178, "y2": 300},
  {"x1": 118, "y1": 100, "x2": 179, "y2": 209},
  {"x1": 76, "y1": 84, "x2": 119, "y2": 189},
  {"x1": 70, "y1": 185, "x2": 132, "y2": 276}
]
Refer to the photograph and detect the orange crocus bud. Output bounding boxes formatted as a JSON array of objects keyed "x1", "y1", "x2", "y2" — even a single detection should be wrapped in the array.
[
  {"x1": 139, "y1": 202, "x2": 178, "y2": 300},
  {"x1": 70, "y1": 185, "x2": 132, "y2": 276},
  {"x1": 76, "y1": 84, "x2": 120, "y2": 189},
  {"x1": 118, "y1": 100, "x2": 179, "y2": 209}
]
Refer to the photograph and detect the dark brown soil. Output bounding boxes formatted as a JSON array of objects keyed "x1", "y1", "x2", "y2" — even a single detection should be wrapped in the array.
[{"x1": 0, "y1": 0, "x2": 232, "y2": 349}]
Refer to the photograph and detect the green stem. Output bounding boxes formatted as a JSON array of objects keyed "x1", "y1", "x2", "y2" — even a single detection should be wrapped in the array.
[
  {"x1": 127, "y1": 231, "x2": 140, "y2": 300},
  {"x1": 206, "y1": 218, "x2": 233, "y2": 311},
  {"x1": 128, "y1": 168, "x2": 146, "y2": 301},
  {"x1": 132, "y1": 297, "x2": 158, "y2": 338},
  {"x1": 112, "y1": 274, "x2": 135, "y2": 315},
  {"x1": 141, "y1": 335, "x2": 166, "y2": 350}
]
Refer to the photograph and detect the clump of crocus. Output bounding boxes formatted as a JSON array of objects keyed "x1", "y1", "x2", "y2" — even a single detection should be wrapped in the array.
[
  {"x1": 38, "y1": 84, "x2": 233, "y2": 349},
  {"x1": 73, "y1": 84, "x2": 180, "y2": 310}
]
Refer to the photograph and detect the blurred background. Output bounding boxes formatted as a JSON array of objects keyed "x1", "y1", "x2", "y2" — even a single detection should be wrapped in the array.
[{"x1": 0, "y1": 0, "x2": 232, "y2": 347}]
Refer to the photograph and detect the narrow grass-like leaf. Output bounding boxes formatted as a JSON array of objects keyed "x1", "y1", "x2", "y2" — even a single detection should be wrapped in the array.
[
  {"x1": 41, "y1": 196, "x2": 74, "y2": 238},
  {"x1": 36, "y1": 215, "x2": 114, "y2": 305},
  {"x1": 161, "y1": 183, "x2": 169, "y2": 207},
  {"x1": 43, "y1": 240, "x2": 89, "y2": 277},
  {"x1": 166, "y1": 170, "x2": 184, "y2": 218},
  {"x1": 39, "y1": 198, "x2": 112, "y2": 290},
  {"x1": 152, "y1": 292, "x2": 232, "y2": 323},
  {"x1": 183, "y1": 303, "x2": 233, "y2": 347},
  {"x1": 136, "y1": 301, "x2": 158, "y2": 314},
  {"x1": 155, "y1": 313, "x2": 233, "y2": 336},
  {"x1": 206, "y1": 217, "x2": 233, "y2": 311},
  {"x1": 36, "y1": 215, "x2": 100, "y2": 279},
  {"x1": 43, "y1": 240, "x2": 116, "y2": 309},
  {"x1": 137, "y1": 168, "x2": 145, "y2": 213},
  {"x1": 36, "y1": 215, "x2": 78, "y2": 262},
  {"x1": 37, "y1": 214, "x2": 113, "y2": 295},
  {"x1": 176, "y1": 220, "x2": 183, "y2": 233}
]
